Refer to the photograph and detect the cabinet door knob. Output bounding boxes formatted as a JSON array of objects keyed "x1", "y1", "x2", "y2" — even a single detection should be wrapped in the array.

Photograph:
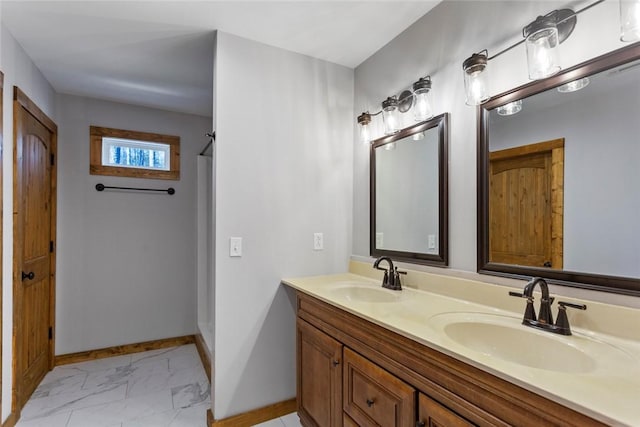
[
  {"x1": 332, "y1": 359, "x2": 340, "y2": 367},
  {"x1": 22, "y1": 271, "x2": 35, "y2": 281},
  {"x1": 416, "y1": 422, "x2": 426, "y2": 427},
  {"x1": 366, "y1": 398, "x2": 375, "y2": 407}
]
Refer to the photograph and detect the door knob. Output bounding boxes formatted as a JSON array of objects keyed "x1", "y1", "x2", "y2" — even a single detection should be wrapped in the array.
[{"x1": 21, "y1": 271, "x2": 35, "y2": 281}]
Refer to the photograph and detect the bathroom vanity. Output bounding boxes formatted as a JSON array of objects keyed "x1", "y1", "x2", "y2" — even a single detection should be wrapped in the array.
[{"x1": 283, "y1": 265, "x2": 640, "y2": 427}]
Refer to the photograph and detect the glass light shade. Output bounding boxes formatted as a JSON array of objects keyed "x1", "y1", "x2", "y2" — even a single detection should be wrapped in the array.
[
  {"x1": 357, "y1": 112, "x2": 372, "y2": 144},
  {"x1": 413, "y1": 87, "x2": 433, "y2": 122},
  {"x1": 525, "y1": 23, "x2": 561, "y2": 80},
  {"x1": 496, "y1": 100, "x2": 523, "y2": 116},
  {"x1": 463, "y1": 54, "x2": 489, "y2": 106},
  {"x1": 413, "y1": 77, "x2": 434, "y2": 121},
  {"x1": 359, "y1": 123, "x2": 371, "y2": 144},
  {"x1": 557, "y1": 77, "x2": 590, "y2": 93},
  {"x1": 412, "y1": 131, "x2": 425, "y2": 141},
  {"x1": 384, "y1": 142, "x2": 396, "y2": 151},
  {"x1": 621, "y1": 0, "x2": 640, "y2": 42},
  {"x1": 382, "y1": 97, "x2": 400, "y2": 135}
]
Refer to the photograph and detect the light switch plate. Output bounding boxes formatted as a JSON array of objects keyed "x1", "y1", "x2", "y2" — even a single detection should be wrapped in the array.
[
  {"x1": 428, "y1": 234, "x2": 436, "y2": 249},
  {"x1": 230, "y1": 237, "x2": 242, "y2": 257},
  {"x1": 313, "y1": 233, "x2": 323, "y2": 250},
  {"x1": 376, "y1": 232, "x2": 384, "y2": 248}
]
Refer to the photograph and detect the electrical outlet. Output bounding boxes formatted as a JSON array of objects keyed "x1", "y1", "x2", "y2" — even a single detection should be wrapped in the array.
[
  {"x1": 230, "y1": 237, "x2": 242, "y2": 257},
  {"x1": 313, "y1": 233, "x2": 323, "y2": 250},
  {"x1": 376, "y1": 232, "x2": 384, "y2": 248}
]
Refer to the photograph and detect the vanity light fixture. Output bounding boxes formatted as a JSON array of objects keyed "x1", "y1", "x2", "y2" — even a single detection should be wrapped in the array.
[
  {"x1": 413, "y1": 77, "x2": 434, "y2": 121},
  {"x1": 496, "y1": 100, "x2": 523, "y2": 116},
  {"x1": 620, "y1": 0, "x2": 640, "y2": 41},
  {"x1": 357, "y1": 112, "x2": 374, "y2": 144},
  {"x1": 557, "y1": 77, "x2": 590, "y2": 93},
  {"x1": 382, "y1": 96, "x2": 400, "y2": 135},
  {"x1": 463, "y1": 52, "x2": 490, "y2": 106},
  {"x1": 524, "y1": 13, "x2": 564, "y2": 79},
  {"x1": 413, "y1": 131, "x2": 426, "y2": 141},
  {"x1": 356, "y1": 75, "x2": 434, "y2": 143},
  {"x1": 463, "y1": 0, "x2": 606, "y2": 105}
]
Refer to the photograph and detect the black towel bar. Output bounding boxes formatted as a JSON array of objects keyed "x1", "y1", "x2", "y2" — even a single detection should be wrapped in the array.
[{"x1": 95, "y1": 183, "x2": 175, "y2": 195}]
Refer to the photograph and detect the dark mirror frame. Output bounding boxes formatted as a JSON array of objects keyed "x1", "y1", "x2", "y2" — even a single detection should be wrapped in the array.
[
  {"x1": 371, "y1": 113, "x2": 449, "y2": 266},
  {"x1": 478, "y1": 42, "x2": 640, "y2": 296}
]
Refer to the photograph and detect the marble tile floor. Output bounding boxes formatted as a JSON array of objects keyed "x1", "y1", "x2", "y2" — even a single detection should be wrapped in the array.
[
  {"x1": 15, "y1": 343, "x2": 303, "y2": 427},
  {"x1": 16, "y1": 344, "x2": 210, "y2": 427},
  {"x1": 254, "y1": 413, "x2": 301, "y2": 427}
]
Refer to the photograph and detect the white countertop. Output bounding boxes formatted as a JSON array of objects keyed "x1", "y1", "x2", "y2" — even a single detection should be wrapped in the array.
[{"x1": 282, "y1": 270, "x2": 640, "y2": 427}]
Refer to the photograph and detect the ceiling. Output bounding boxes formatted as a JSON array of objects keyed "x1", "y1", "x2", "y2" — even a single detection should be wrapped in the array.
[{"x1": 1, "y1": 1, "x2": 440, "y2": 117}]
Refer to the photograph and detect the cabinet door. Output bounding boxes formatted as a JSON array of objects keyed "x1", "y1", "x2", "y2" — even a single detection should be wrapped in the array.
[
  {"x1": 418, "y1": 393, "x2": 475, "y2": 427},
  {"x1": 297, "y1": 318, "x2": 343, "y2": 427},
  {"x1": 343, "y1": 348, "x2": 415, "y2": 427},
  {"x1": 344, "y1": 413, "x2": 359, "y2": 427}
]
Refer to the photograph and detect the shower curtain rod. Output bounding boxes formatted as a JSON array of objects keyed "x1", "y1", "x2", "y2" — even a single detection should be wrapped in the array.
[{"x1": 200, "y1": 131, "x2": 216, "y2": 156}]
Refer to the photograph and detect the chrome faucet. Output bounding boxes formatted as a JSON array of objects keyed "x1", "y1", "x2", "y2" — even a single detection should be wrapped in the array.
[
  {"x1": 373, "y1": 256, "x2": 406, "y2": 291},
  {"x1": 509, "y1": 277, "x2": 587, "y2": 335}
]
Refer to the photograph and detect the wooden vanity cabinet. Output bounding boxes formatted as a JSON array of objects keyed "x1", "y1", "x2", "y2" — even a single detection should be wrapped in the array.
[
  {"x1": 343, "y1": 348, "x2": 415, "y2": 427},
  {"x1": 418, "y1": 393, "x2": 475, "y2": 427},
  {"x1": 297, "y1": 318, "x2": 343, "y2": 427},
  {"x1": 295, "y1": 291, "x2": 607, "y2": 427}
]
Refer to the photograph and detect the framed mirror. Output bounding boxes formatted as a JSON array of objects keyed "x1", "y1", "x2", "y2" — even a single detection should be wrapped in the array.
[
  {"x1": 478, "y1": 43, "x2": 640, "y2": 295},
  {"x1": 371, "y1": 113, "x2": 449, "y2": 266}
]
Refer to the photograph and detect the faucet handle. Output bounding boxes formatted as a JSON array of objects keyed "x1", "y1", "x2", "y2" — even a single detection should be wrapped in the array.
[
  {"x1": 555, "y1": 301, "x2": 587, "y2": 335},
  {"x1": 558, "y1": 301, "x2": 587, "y2": 311},
  {"x1": 509, "y1": 291, "x2": 537, "y2": 322}
]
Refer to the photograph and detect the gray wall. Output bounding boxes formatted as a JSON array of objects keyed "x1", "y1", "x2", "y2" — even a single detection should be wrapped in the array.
[
  {"x1": 352, "y1": 0, "x2": 639, "y2": 305},
  {"x1": 56, "y1": 94, "x2": 211, "y2": 354},
  {"x1": 1, "y1": 21, "x2": 58, "y2": 422},
  {"x1": 213, "y1": 31, "x2": 353, "y2": 418}
]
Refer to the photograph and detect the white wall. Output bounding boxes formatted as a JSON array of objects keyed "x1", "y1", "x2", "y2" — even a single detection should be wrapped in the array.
[
  {"x1": 1, "y1": 20, "x2": 58, "y2": 422},
  {"x1": 196, "y1": 155, "x2": 214, "y2": 351},
  {"x1": 213, "y1": 31, "x2": 353, "y2": 418},
  {"x1": 353, "y1": 0, "x2": 640, "y2": 306},
  {"x1": 56, "y1": 94, "x2": 211, "y2": 354}
]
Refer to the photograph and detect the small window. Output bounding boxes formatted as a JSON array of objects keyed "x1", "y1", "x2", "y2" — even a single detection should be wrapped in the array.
[{"x1": 90, "y1": 126, "x2": 180, "y2": 180}]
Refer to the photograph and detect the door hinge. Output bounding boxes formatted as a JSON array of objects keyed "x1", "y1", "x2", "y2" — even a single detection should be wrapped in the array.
[
  {"x1": 48, "y1": 327, "x2": 53, "y2": 340},
  {"x1": 50, "y1": 241, "x2": 54, "y2": 253},
  {"x1": 50, "y1": 154, "x2": 55, "y2": 166}
]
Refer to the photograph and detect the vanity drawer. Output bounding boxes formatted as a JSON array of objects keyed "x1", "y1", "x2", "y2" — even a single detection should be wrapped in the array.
[{"x1": 343, "y1": 348, "x2": 415, "y2": 427}]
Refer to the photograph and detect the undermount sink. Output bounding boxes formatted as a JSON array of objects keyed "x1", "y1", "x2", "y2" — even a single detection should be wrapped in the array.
[
  {"x1": 429, "y1": 312, "x2": 635, "y2": 374},
  {"x1": 327, "y1": 281, "x2": 401, "y2": 303}
]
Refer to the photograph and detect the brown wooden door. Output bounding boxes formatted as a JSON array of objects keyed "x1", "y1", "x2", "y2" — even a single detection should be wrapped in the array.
[
  {"x1": 343, "y1": 347, "x2": 415, "y2": 427},
  {"x1": 13, "y1": 87, "x2": 57, "y2": 411},
  {"x1": 297, "y1": 318, "x2": 343, "y2": 427},
  {"x1": 489, "y1": 139, "x2": 564, "y2": 269},
  {"x1": 417, "y1": 394, "x2": 475, "y2": 427}
]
